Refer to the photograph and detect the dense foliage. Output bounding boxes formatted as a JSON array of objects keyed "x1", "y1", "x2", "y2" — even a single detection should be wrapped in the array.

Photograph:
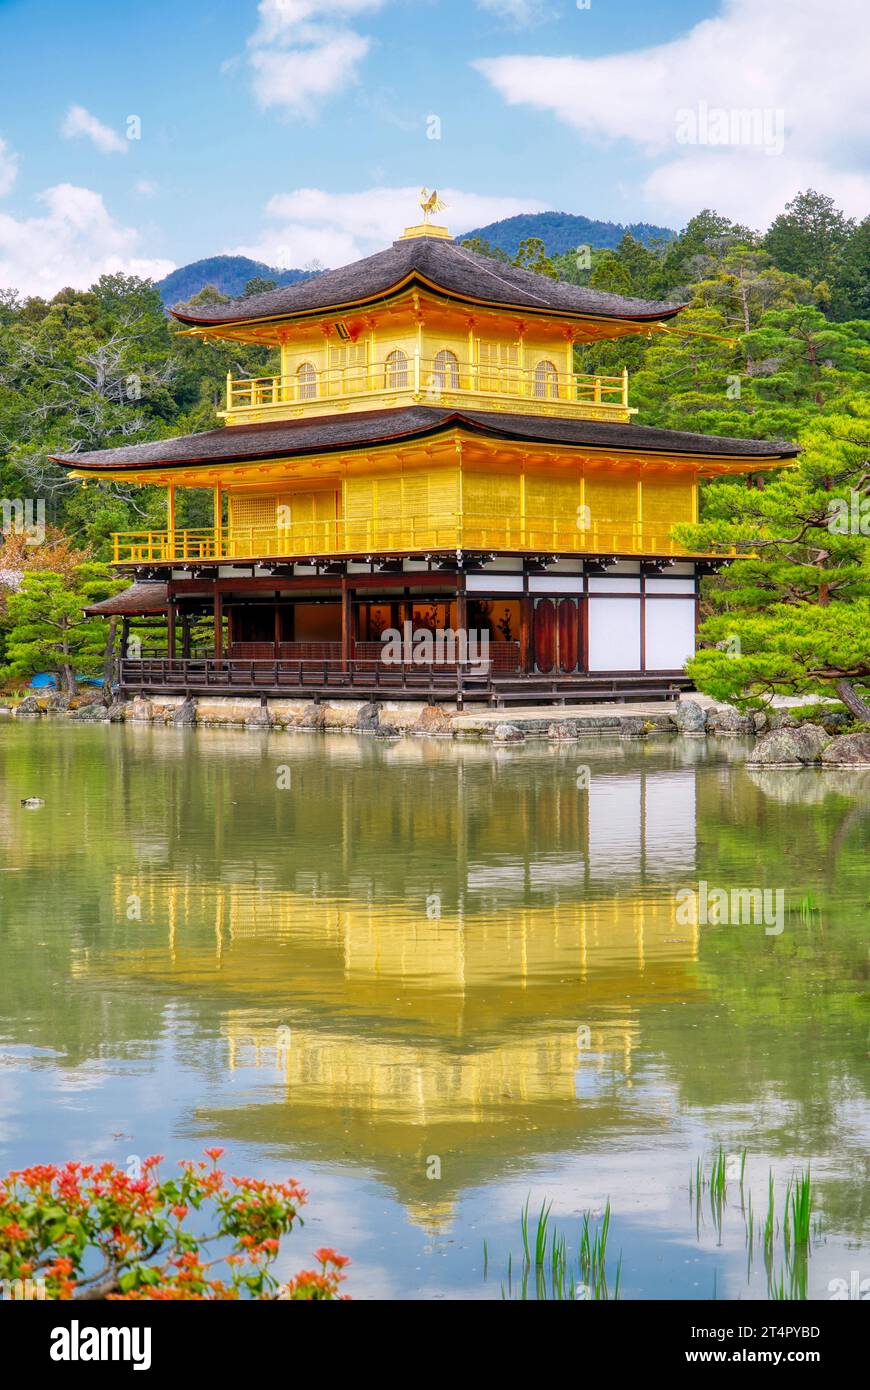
[
  {"x1": 0, "y1": 188, "x2": 866, "y2": 698},
  {"x1": 0, "y1": 1149, "x2": 348, "y2": 1300}
]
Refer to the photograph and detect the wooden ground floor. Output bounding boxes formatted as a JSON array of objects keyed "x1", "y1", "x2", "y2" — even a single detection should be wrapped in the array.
[{"x1": 114, "y1": 556, "x2": 702, "y2": 705}]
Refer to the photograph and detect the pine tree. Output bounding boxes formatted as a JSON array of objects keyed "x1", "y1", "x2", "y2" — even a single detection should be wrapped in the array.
[
  {"x1": 1, "y1": 564, "x2": 121, "y2": 695},
  {"x1": 675, "y1": 400, "x2": 870, "y2": 717}
]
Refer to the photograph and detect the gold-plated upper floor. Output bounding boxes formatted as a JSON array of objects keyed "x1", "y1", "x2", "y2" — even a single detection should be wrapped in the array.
[{"x1": 224, "y1": 360, "x2": 632, "y2": 425}]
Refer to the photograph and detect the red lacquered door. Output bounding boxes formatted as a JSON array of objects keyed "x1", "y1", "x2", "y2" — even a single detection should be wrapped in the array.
[
  {"x1": 534, "y1": 598, "x2": 556, "y2": 672},
  {"x1": 558, "y1": 598, "x2": 579, "y2": 673}
]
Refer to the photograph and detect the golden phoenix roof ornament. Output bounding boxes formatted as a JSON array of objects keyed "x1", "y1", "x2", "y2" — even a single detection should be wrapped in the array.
[{"x1": 419, "y1": 187, "x2": 447, "y2": 223}]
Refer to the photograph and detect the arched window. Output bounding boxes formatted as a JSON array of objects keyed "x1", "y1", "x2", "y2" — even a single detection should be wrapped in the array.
[
  {"x1": 534, "y1": 359, "x2": 559, "y2": 400},
  {"x1": 433, "y1": 348, "x2": 460, "y2": 390},
  {"x1": 385, "y1": 349, "x2": 409, "y2": 389},
  {"x1": 297, "y1": 361, "x2": 317, "y2": 400}
]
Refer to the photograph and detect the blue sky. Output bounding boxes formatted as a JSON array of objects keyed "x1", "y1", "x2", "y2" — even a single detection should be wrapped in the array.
[{"x1": 0, "y1": 0, "x2": 866, "y2": 294}]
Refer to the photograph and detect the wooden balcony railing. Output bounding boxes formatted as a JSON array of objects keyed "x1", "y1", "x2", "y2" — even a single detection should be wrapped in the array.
[
  {"x1": 226, "y1": 360, "x2": 630, "y2": 416},
  {"x1": 111, "y1": 514, "x2": 690, "y2": 564},
  {"x1": 118, "y1": 657, "x2": 498, "y2": 706}
]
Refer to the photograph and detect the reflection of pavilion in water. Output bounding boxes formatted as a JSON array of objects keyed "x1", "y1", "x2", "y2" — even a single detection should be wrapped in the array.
[{"x1": 103, "y1": 763, "x2": 700, "y2": 1226}]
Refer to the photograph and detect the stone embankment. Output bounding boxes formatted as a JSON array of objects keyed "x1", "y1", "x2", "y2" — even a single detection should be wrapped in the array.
[{"x1": 6, "y1": 690, "x2": 868, "y2": 764}]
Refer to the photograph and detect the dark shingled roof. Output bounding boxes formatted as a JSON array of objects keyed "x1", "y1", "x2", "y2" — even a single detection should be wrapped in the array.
[
  {"x1": 83, "y1": 582, "x2": 169, "y2": 616},
  {"x1": 53, "y1": 406, "x2": 799, "y2": 472},
  {"x1": 172, "y1": 236, "x2": 684, "y2": 326}
]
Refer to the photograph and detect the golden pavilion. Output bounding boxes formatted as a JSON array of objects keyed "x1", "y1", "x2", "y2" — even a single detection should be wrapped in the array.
[{"x1": 56, "y1": 199, "x2": 797, "y2": 705}]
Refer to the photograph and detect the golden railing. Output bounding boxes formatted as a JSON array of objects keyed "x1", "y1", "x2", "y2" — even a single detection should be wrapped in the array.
[
  {"x1": 226, "y1": 361, "x2": 629, "y2": 413},
  {"x1": 112, "y1": 513, "x2": 689, "y2": 564}
]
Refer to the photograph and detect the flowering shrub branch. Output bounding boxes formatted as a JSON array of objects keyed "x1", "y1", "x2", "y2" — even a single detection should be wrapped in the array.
[{"x1": 0, "y1": 1150, "x2": 348, "y2": 1300}]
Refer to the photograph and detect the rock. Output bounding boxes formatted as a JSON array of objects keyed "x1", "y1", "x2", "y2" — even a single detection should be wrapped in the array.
[
  {"x1": 815, "y1": 711, "x2": 853, "y2": 734},
  {"x1": 322, "y1": 703, "x2": 360, "y2": 731},
  {"x1": 412, "y1": 704, "x2": 454, "y2": 736},
  {"x1": 21, "y1": 797, "x2": 45, "y2": 809},
  {"x1": 125, "y1": 697, "x2": 154, "y2": 722},
  {"x1": 768, "y1": 711, "x2": 799, "y2": 730},
  {"x1": 493, "y1": 723, "x2": 524, "y2": 743},
  {"x1": 354, "y1": 701, "x2": 381, "y2": 732},
  {"x1": 71, "y1": 689, "x2": 104, "y2": 708},
  {"x1": 173, "y1": 698, "x2": 197, "y2": 726},
  {"x1": 296, "y1": 702, "x2": 326, "y2": 731},
  {"x1": 671, "y1": 701, "x2": 708, "y2": 734},
  {"x1": 246, "y1": 704, "x2": 274, "y2": 729},
  {"x1": 107, "y1": 701, "x2": 127, "y2": 723},
  {"x1": 374, "y1": 723, "x2": 401, "y2": 739},
  {"x1": 707, "y1": 705, "x2": 755, "y2": 735},
  {"x1": 14, "y1": 695, "x2": 45, "y2": 717},
  {"x1": 548, "y1": 720, "x2": 580, "y2": 741},
  {"x1": 820, "y1": 731, "x2": 870, "y2": 766},
  {"x1": 70, "y1": 702, "x2": 110, "y2": 721},
  {"x1": 753, "y1": 712, "x2": 769, "y2": 734},
  {"x1": 45, "y1": 692, "x2": 72, "y2": 713},
  {"x1": 748, "y1": 724, "x2": 830, "y2": 766},
  {"x1": 618, "y1": 717, "x2": 648, "y2": 738}
]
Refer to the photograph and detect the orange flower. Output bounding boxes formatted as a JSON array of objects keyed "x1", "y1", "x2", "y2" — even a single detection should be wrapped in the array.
[{"x1": 314, "y1": 1247, "x2": 350, "y2": 1269}]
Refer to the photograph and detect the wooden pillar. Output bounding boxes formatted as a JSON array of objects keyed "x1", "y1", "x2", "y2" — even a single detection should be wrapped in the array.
[
  {"x1": 640, "y1": 571, "x2": 647, "y2": 674},
  {"x1": 274, "y1": 593, "x2": 282, "y2": 655},
  {"x1": 166, "y1": 594, "x2": 176, "y2": 662},
  {"x1": 167, "y1": 483, "x2": 176, "y2": 561},
  {"x1": 120, "y1": 617, "x2": 131, "y2": 659},
  {"x1": 341, "y1": 577, "x2": 353, "y2": 670},
  {"x1": 103, "y1": 615, "x2": 118, "y2": 687},
  {"x1": 520, "y1": 570, "x2": 532, "y2": 673},
  {"x1": 181, "y1": 613, "x2": 191, "y2": 660},
  {"x1": 214, "y1": 590, "x2": 223, "y2": 662},
  {"x1": 456, "y1": 577, "x2": 467, "y2": 642},
  {"x1": 214, "y1": 483, "x2": 223, "y2": 558}
]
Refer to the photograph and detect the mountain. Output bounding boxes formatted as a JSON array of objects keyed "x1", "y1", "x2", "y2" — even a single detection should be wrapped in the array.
[
  {"x1": 158, "y1": 213, "x2": 676, "y2": 306},
  {"x1": 458, "y1": 211, "x2": 676, "y2": 256},
  {"x1": 157, "y1": 256, "x2": 315, "y2": 307}
]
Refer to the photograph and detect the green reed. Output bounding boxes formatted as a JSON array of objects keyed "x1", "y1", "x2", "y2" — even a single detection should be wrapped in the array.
[{"x1": 496, "y1": 1196, "x2": 619, "y2": 1301}]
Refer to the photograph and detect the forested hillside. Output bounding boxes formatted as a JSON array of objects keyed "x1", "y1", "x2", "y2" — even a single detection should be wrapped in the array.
[
  {"x1": 460, "y1": 210, "x2": 674, "y2": 256},
  {"x1": 157, "y1": 256, "x2": 314, "y2": 307}
]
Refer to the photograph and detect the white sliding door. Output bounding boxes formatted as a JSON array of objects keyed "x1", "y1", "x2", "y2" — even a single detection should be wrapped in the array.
[
  {"x1": 645, "y1": 598, "x2": 696, "y2": 671},
  {"x1": 587, "y1": 598, "x2": 641, "y2": 671}
]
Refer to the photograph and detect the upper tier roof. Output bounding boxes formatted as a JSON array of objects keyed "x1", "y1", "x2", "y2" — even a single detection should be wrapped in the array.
[
  {"x1": 52, "y1": 406, "x2": 799, "y2": 472},
  {"x1": 171, "y1": 235, "x2": 684, "y2": 327}
]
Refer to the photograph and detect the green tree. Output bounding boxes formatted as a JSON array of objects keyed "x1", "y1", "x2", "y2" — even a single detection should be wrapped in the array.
[
  {"x1": 590, "y1": 232, "x2": 663, "y2": 299},
  {"x1": 459, "y1": 236, "x2": 509, "y2": 263},
  {"x1": 764, "y1": 190, "x2": 854, "y2": 289},
  {"x1": 242, "y1": 276, "x2": 279, "y2": 298},
  {"x1": 512, "y1": 237, "x2": 558, "y2": 278},
  {"x1": 830, "y1": 217, "x2": 870, "y2": 321},
  {"x1": 2, "y1": 563, "x2": 121, "y2": 694},
  {"x1": 674, "y1": 400, "x2": 870, "y2": 718}
]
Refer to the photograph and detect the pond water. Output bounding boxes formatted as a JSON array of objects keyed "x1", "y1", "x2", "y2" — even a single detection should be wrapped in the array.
[{"x1": 0, "y1": 720, "x2": 867, "y2": 1300}]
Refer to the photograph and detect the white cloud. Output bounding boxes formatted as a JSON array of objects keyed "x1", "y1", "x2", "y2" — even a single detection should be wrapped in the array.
[
  {"x1": 61, "y1": 105, "x2": 128, "y2": 156},
  {"x1": 227, "y1": 185, "x2": 549, "y2": 268},
  {"x1": 0, "y1": 184, "x2": 175, "y2": 297},
  {"x1": 0, "y1": 138, "x2": 19, "y2": 196},
  {"x1": 476, "y1": 0, "x2": 552, "y2": 26},
  {"x1": 246, "y1": 0, "x2": 384, "y2": 116},
  {"x1": 135, "y1": 179, "x2": 158, "y2": 196},
  {"x1": 474, "y1": 0, "x2": 870, "y2": 225}
]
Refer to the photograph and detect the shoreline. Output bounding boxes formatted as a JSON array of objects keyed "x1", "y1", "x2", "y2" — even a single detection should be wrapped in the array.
[{"x1": 3, "y1": 692, "x2": 869, "y2": 764}]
